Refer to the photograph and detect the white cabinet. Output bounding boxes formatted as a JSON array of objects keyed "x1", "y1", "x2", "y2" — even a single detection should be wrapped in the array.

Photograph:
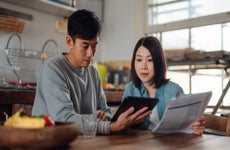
[
  {"x1": 1, "y1": 0, "x2": 76, "y2": 18},
  {"x1": 1, "y1": 0, "x2": 103, "y2": 20}
]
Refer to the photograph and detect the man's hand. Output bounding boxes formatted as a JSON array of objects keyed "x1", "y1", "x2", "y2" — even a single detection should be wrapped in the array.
[
  {"x1": 110, "y1": 107, "x2": 152, "y2": 132},
  {"x1": 96, "y1": 110, "x2": 107, "y2": 121}
]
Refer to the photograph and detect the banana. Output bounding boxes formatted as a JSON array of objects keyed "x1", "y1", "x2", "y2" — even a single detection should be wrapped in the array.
[
  {"x1": 4, "y1": 109, "x2": 45, "y2": 129},
  {"x1": 4, "y1": 116, "x2": 45, "y2": 129}
]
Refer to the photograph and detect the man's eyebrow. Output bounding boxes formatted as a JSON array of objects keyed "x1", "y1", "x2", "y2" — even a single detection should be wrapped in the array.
[
  {"x1": 82, "y1": 41, "x2": 98, "y2": 45},
  {"x1": 82, "y1": 41, "x2": 89, "y2": 45},
  {"x1": 92, "y1": 41, "x2": 98, "y2": 45}
]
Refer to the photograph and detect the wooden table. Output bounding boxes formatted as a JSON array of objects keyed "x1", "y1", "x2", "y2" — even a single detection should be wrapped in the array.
[
  {"x1": 0, "y1": 128, "x2": 228, "y2": 149},
  {"x1": 68, "y1": 130, "x2": 230, "y2": 150}
]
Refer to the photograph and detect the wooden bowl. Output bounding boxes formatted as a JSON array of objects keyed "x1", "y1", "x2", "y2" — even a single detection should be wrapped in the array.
[{"x1": 0, "y1": 122, "x2": 79, "y2": 149}]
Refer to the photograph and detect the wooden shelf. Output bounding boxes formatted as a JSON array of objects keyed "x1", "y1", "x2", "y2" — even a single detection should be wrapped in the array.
[{"x1": 166, "y1": 50, "x2": 230, "y2": 73}]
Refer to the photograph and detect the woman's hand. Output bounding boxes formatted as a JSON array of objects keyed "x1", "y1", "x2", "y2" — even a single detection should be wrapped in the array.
[
  {"x1": 110, "y1": 107, "x2": 152, "y2": 132},
  {"x1": 96, "y1": 110, "x2": 107, "y2": 121},
  {"x1": 189, "y1": 116, "x2": 205, "y2": 135}
]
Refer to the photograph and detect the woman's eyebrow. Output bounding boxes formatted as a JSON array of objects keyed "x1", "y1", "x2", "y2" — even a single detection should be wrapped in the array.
[{"x1": 135, "y1": 54, "x2": 142, "y2": 57}]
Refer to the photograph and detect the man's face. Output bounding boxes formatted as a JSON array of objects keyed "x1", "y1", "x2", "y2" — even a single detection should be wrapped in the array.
[{"x1": 66, "y1": 35, "x2": 98, "y2": 68}]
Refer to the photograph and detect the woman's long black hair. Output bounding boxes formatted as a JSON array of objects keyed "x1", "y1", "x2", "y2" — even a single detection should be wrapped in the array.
[{"x1": 131, "y1": 36, "x2": 168, "y2": 88}]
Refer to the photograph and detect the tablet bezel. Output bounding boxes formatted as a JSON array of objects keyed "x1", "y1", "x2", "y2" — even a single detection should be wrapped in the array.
[{"x1": 111, "y1": 96, "x2": 159, "y2": 122}]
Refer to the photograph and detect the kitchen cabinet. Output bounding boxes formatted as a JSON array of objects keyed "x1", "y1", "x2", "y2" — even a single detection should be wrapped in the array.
[
  {"x1": 0, "y1": 89, "x2": 123, "y2": 124},
  {"x1": 1, "y1": 0, "x2": 103, "y2": 21},
  {"x1": 1, "y1": 0, "x2": 76, "y2": 18},
  {"x1": 0, "y1": 89, "x2": 35, "y2": 125}
]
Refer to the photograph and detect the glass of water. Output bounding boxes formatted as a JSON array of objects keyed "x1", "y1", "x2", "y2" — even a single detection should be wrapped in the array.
[{"x1": 81, "y1": 114, "x2": 97, "y2": 138}]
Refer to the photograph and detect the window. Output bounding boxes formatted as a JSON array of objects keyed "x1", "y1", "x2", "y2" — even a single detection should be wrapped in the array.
[
  {"x1": 191, "y1": 25, "x2": 221, "y2": 51},
  {"x1": 148, "y1": 0, "x2": 230, "y2": 26},
  {"x1": 146, "y1": 0, "x2": 230, "y2": 112},
  {"x1": 223, "y1": 23, "x2": 230, "y2": 50},
  {"x1": 162, "y1": 29, "x2": 189, "y2": 50}
]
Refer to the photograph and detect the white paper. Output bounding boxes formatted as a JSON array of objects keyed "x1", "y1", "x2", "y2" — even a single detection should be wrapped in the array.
[{"x1": 152, "y1": 91, "x2": 212, "y2": 133}]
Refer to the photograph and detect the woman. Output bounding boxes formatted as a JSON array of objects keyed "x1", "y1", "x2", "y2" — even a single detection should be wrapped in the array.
[{"x1": 122, "y1": 36, "x2": 204, "y2": 135}]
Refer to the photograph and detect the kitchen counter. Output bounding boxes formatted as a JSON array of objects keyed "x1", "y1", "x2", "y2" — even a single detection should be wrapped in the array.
[{"x1": 0, "y1": 89, "x2": 123, "y2": 124}]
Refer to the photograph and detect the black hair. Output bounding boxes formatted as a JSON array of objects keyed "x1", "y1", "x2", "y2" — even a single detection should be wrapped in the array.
[
  {"x1": 131, "y1": 36, "x2": 168, "y2": 88},
  {"x1": 68, "y1": 9, "x2": 101, "y2": 42}
]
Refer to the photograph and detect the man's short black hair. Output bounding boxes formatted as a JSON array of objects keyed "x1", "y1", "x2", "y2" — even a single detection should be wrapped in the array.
[{"x1": 68, "y1": 9, "x2": 101, "y2": 41}]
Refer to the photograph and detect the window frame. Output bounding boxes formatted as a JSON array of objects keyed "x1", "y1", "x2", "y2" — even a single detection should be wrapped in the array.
[
  {"x1": 144, "y1": 0, "x2": 230, "y2": 110},
  {"x1": 145, "y1": 11, "x2": 230, "y2": 34}
]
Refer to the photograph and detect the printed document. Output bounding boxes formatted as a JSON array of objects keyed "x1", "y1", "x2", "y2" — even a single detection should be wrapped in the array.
[{"x1": 152, "y1": 91, "x2": 212, "y2": 133}]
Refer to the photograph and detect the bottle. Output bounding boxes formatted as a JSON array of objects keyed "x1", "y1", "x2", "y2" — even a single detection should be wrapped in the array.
[{"x1": 114, "y1": 73, "x2": 119, "y2": 86}]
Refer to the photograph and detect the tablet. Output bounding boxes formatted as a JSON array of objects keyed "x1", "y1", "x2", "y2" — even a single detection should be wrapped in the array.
[{"x1": 111, "y1": 96, "x2": 159, "y2": 122}]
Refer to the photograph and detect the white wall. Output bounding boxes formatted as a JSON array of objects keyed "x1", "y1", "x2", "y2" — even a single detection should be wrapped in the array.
[
  {"x1": 0, "y1": 1, "x2": 68, "y2": 52},
  {"x1": 0, "y1": 0, "x2": 145, "y2": 83},
  {"x1": 0, "y1": 1, "x2": 67, "y2": 83},
  {"x1": 96, "y1": 0, "x2": 135, "y2": 62},
  {"x1": 96, "y1": 0, "x2": 145, "y2": 62}
]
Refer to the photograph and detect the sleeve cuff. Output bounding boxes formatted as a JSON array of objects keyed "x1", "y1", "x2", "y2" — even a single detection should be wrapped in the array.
[{"x1": 97, "y1": 120, "x2": 111, "y2": 135}]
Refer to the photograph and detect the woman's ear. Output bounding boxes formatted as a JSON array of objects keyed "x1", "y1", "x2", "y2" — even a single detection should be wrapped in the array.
[{"x1": 66, "y1": 35, "x2": 74, "y2": 49}]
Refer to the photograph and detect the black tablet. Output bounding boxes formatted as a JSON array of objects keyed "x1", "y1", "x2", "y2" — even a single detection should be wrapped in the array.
[{"x1": 111, "y1": 96, "x2": 159, "y2": 122}]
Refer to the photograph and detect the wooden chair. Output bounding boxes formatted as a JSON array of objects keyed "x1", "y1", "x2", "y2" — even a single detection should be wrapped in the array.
[{"x1": 204, "y1": 114, "x2": 230, "y2": 136}]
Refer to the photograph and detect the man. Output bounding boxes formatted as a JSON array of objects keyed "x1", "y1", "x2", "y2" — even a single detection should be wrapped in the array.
[{"x1": 32, "y1": 9, "x2": 151, "y2": 134}]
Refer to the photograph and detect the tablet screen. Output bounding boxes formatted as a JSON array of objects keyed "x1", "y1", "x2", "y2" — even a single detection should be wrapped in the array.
[{"x1": 111, "y1": 96, "x2": 159, "y2": 122}]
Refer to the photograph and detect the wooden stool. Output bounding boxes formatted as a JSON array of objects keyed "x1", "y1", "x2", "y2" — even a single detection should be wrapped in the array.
[{"x1": 204, "y1": 114, "x2": 230, "y2": 136}]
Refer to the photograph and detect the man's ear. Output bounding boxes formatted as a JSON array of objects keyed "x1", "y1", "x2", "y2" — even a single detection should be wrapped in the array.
[{"x1": 66, "y1": 35, "x2": 74, "y2": 49}]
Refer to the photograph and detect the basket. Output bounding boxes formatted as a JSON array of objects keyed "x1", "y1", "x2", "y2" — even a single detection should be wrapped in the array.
[
  {"x1": 5, "y1": 48, "x2": 23, "y2": 68},
  {"x1": 1, "y1": 32, "x2": 24, "y2": 71},
  {"x1": 0, "y1": 14, "x2": 25, "y2": 33}
]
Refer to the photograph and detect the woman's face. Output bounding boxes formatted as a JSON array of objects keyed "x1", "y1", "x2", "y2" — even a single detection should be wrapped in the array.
[{"x1": 134, "y1": 46, "x2": 154, "y2": 85}]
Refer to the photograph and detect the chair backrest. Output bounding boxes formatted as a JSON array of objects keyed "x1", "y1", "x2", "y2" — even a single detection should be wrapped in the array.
[{"x1": 204, "y1": 114, "x2": 230, "y2": 136}]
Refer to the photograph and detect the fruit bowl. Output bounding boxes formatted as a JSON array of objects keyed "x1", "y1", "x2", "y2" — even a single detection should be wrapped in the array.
[{"x1": 0, "y1": 122, "x2": 79, "y2": 149}]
